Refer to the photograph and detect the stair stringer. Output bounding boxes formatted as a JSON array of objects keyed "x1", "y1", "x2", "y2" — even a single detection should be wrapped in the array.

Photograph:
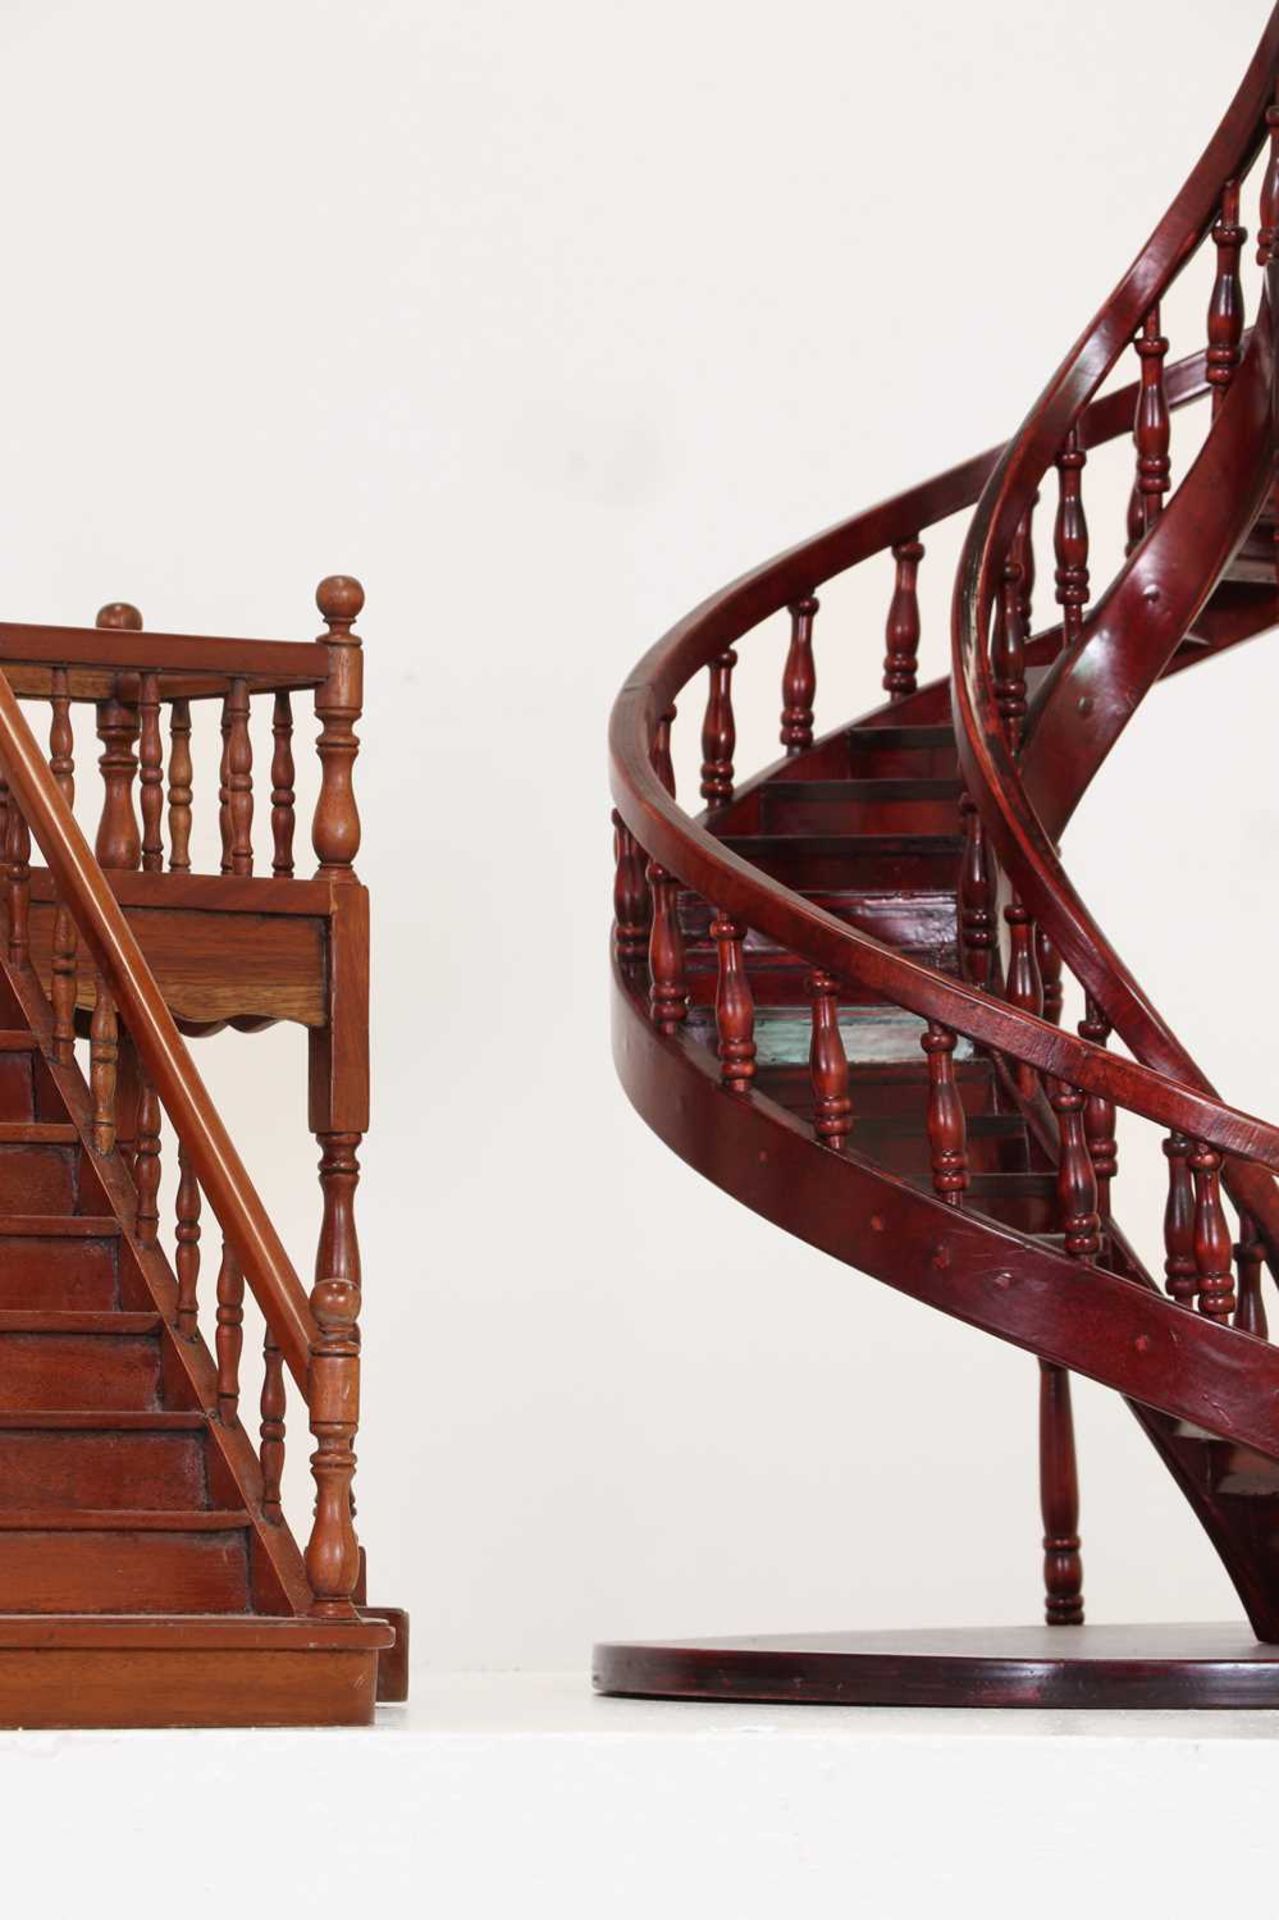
[{"x1": 615, "y1": 966, "x2": 1279, "y2": 1448}]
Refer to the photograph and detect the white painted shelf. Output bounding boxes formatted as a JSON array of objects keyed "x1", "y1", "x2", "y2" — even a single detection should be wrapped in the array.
[{"x1": 5, "y1": 1671, "x2": 1279, "y2": 1916}]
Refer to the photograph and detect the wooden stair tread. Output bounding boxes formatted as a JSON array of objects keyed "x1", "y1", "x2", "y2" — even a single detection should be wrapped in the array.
[
  {"x1": 848, "y1": 723, "x2": 954, "y2": 747},
  {"x1": 967, "y1": 1171, "x2": 1056, "y2": 1195},
  {"x1": 0, "y1": 1614, "x2": 393, "y2": 1650},
  {"x1": 0, "y1": 1410, "x2": 207, "y2": 1431},
  {"x1": 857, "y1": 1111, "x2": 1024, "y2": 1138},
  {"x1": 0, "y1": 1124, "x2": 77, "y2": 1145},
  {"x1": 0, "y1": 1312, "x2": 161, "y2": 1335},
  {"x1": 721, "y1": 832, "x2": 964, "y2": 855},
  {"x1": 0, "y1": 1035, "x2": 37, "y2": 1054},
  {"x1": 761, "y1": 777, "x2": 962, "y2": 800},
  {"x1": 0, "y1": 1215, "x2": 121, "y2": 1238},
  {"x1": 0, "y1": 1509, "x2": 250, "y2": 1532}
]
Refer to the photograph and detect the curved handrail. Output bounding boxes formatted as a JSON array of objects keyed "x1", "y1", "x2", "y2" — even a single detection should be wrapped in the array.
[
  {"x1": 1023, "y1": 319, "x2": 1274, "y2": 835},
  {"x1": 951, "y1": 6, "x2": 1279, "y2": 1243},
  {"x1": 0, "y1": 670, "x2": 318, "y2": 1388},
  {"x1": 610, "y1": 346, "x2": 1279, "y2": 1173}
]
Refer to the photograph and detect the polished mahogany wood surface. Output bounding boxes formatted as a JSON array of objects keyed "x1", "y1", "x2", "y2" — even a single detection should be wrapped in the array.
[
  {"x1": 595, "y1": 1625, "x2": 1279, "y2": 1709},
  {"x1": 0, "y1": 577, "x2": 403, "y2": 1725},
  {"x1": 605, "y1": 3, "x2": 1279, "y2": 1706}
]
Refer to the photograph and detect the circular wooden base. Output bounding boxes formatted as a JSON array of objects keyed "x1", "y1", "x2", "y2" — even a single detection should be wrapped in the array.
[{"x1": 593, "y1": 1624, "x2": 1279, "y2": 1709}]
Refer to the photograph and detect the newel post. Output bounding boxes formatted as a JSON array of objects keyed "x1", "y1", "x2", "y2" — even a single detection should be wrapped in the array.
[
  {"x1": 305, "y1": 1133, "x2": 363, "y2": 1617},
  {"x1": 306, "y1": 574, "x2": 368, "y2": 1617},
  {"x1": 312, "y1": 575, "x2": 364, "y2": 880}
]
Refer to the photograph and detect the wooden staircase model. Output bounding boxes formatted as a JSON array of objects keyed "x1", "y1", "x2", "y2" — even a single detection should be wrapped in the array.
[
  {"x1": 598, "y1": 9, "x2": 1279, "y2": 1708},
  {"x1": 0, "y1": 578, "x2": 403, "y2": 1725}
]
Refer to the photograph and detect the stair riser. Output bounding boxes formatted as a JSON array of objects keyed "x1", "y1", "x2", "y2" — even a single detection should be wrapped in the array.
[
  {"x1": 0, "y1": 1433, "x2": 208, "y2": 1509},
  {"x1": 0, "y1": 1531, "x2": 249, "y2": 1611},
  {"x1": 0, "y1": 1057, "x2": 32, "y2": 1122},
  {"x1": 759, "y1": 792, "x2": 962, "y2": 836},
  {"x1": 679, "y1": 888, "x2": 958, "y2": 956},
  {"x1": 682, "y1": 954, "x2": 956, "y2": 1011},
  {"x1": 756, "y1": 1064, "x2": 998, "y2": 1120},
  {"x1": 0, "y1": 1647, "x2": 380, "y2": 1728},
  {"x1": 745, "y1": 1084, "x2": 1028, "y2": 1174},
  {"x1": 967, "y1": 1192, "x2": 1057, "y2": 1235},
  {"x1": 846, "y1": 739, "x2": 957, "y2": 779},
  {"x1": 0, "y1": 1146, "x2": 78, "y2": 1214},
  {"x1": 0, "y1": 1239, "x2": 118, "y2": 1310},
  {"x1": 722, "y1": 842, "x2": 961, "y2": 891},
  {"x1": 0, "y1": 1335, "x2": 160, "y2": 1410}
]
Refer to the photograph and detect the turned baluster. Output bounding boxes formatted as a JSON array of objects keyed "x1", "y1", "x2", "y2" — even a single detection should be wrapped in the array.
[
  {"x1": 138, "y1": 670, "x2": 164, "y2": 873},
  {"x1": 167, "y1": 699, "x2": 193, "y2": 873},
  {"x1": 4, "y1": 788, "x2": 30, "y2": 967},
  {"x1": 958, "y1": 793, "x2": 996, "y2": 990},
  {"x1": 651, "y1": 705, "x2": 676, "y2": 798},
  {"x1": 1039, "y1": 1074, "x2": 1095, "y2": 1631},
  {"x1": 1048, "y1": 1078, "x2": 1101, "y2": 1260},
  {"x1": 1163, "y1": 1133, "x2": 1198, "y2": 1305},
  {"x1": 174, "y1": 1142, "x2": 201, "y2": 1339},
  {"x1": 89, "y1": 982, "x2": 118, "y2": 1156},
  {"x1": 1207, "y1": 179, "x2": 1246, "y2": 414},
  {"x1": 1077, "y1": 995, "x2": 1118, "y2": 1217},
  {"x1": 780, "y1": 595, "x2": 818, "y2": 752},
  {"x1": 1013, "y1": 494, "x2": 1038, "y2": 636},
  {"x1": 921, "y1": 1022, "x2": 968, "y2": 1205},
  {"x1": 1235, "y1": 1215, "x2": 1268, "y2": 1339},
  {"x1": 1039, "y1": 1360, "x2": 1084, "y2": 1626},
  {"x1": 699, "y1": 650, "x2": 737, "y2": 805},
  {"x1": 808, "y1": 970, "x2": 851, "y2": 1151},
  {"x1": 1053, "y1": 430, "x2": 1089, "y2": 648},
  {"x1": 1036, "y1": 927, "x2": 1063, "y2": 1026},
  {"x1": 991, "y1": 558, "x2": 1026, "y2": 752},
  {"x1": 48, "y1": 673, "x2": 75, "y2": 792},
  {"x1": 882, "y1": 539, "x2": 924, "y2": 701},
  {"x1": 1003, "y1": 896, "x2": 1042, "y2": 1097},
  {"x1": 271, "y1": 691, "x2": 296, "y2": 876},
  {"x1": 611, "y1": 811, "x2": 651, "y2": 965},
  {"x1": 306, "y1": 1132, "x2": 363, "y2": 1617},
  {"x1": 1256, "y1": 97, "x2": 1279, "y2": 265},
  {"x1": 215, "y1": 1242, "x2": 245, "y2": 1422},
  {"x1": 710, "y1": 910, "x2": 756, "y2": 1092},
  {"x1": 1133, "y1": 307, "x2": 1171, "y2": 541},
  {"x1": 48, "y1": 672, "x2": 79, "y2": 1064},
  {"x1": 647, "y1": 859, "x2": 688, "y2": 1034},
  {"x1": 260, "y1": 1332, "x2": 286, "y2": 1523},
  {"x1": 94, "y1": 603, "x2": 143, "y2": 873},
  {"x1": 134, "y1": 1068, "x2": 162, "y2": 1249},
  {"x1": 219, "y1": 675, "x2": 254, "y2": 875},
  {"x1": 312, "y1": 576, "x2": 364, "y2": 880},
  {"x1": 646, "y1": 704, "x2": 687, "y2": 1031},
  {"x1": 1189, "y1": 1141, "x2": 1236, "y2": 1324}
]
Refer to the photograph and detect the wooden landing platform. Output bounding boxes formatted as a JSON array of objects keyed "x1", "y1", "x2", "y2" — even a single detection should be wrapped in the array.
[
  {"x1": 0, "y1": 1613, "x2": 398, "y2": 1727},
  {"x1": 593, "y1": 1623, "x2": 1279, "y2": 1709}
]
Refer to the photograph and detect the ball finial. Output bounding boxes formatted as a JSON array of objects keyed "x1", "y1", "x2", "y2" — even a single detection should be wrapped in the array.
[
  {"x1": 316, "y1": 576, "x2": 364, "y2": 627},
  {"x1": 96, "y1": 602, "x2": 143, "y2": 631}
]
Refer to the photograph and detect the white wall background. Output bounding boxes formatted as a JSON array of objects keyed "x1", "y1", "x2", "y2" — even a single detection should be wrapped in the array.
[{"x1": 0, "y1": 0, "x2": 1276, "y2": 1668}]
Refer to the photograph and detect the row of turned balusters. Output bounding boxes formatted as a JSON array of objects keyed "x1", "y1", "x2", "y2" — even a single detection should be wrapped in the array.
[
  {"x1": 619, "y1": 775, "x2": 1260, "y2": 1338},
  {"x1": 612, "y1": 157, "x2": 1274, "y2": 1334},
  {"x1": 49, "y1": 668, "x2": 299, "y2": 881}
]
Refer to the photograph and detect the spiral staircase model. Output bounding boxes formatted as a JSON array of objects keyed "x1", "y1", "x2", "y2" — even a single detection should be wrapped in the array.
[{"x1": 597, "y1": 7, "x2": 1279, "y2": 1707}]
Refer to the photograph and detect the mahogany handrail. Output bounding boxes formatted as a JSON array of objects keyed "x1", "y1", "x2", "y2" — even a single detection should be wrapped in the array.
[
  {"x1": 951, "y1": 4, "x2": 1279, "y2": 1250},
  {"x1": 0, "y1": 668, "x2": 318, "y2": 1387},
  {"x1": 609, "y1": 346, "x2": 1279, "y2": 1171},
  {"x1": 0, "y1": 621, "x2": 327, "y2": 687}
]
